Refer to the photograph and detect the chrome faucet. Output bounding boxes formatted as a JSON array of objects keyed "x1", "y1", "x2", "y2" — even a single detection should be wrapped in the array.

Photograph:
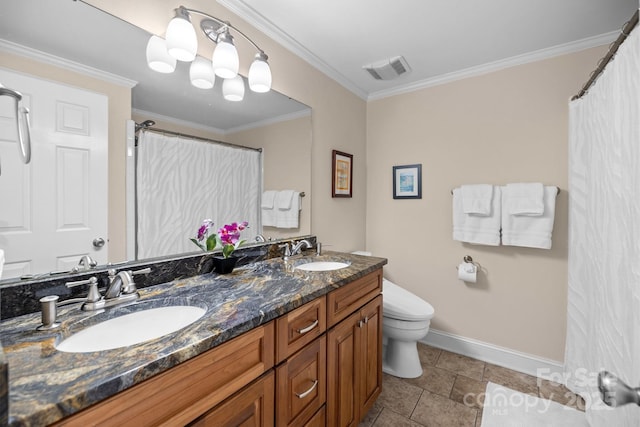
[
  {"x1": 104, "y1": 267, "x2": 151, "y2": 301},
  {"x1": 291, "y1": 239, "x2": 312, "y2": 256},
  {"x1": 76, "y1": 255, "x2": 98, "y2": 271},
  {"x1": 37, "y1": 267, "x2": 152, "y2": 330}
]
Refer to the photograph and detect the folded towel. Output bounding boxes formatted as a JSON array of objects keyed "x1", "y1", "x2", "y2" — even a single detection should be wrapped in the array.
[
  {"x1": 452, "y1": 186, "x2": 501, "y2": 246},
  {"x1": 276, "y1": 190, "x2": 295, "y2": 210},
  {"x1": 501, "y1": 186, "x2": 557, "y2": 249},
  {"x1": 275, "y1": 191, "x2": 300, "y2": 228},
  {"x1": 261, "y1": 191, "x2": 276, "y2": 209},
  {"x1": 503, "y1": 183, "x2": 544, "y2": 216},
  {"x1": 461, "y1": 184, "x2": 494, "y2": 216}
]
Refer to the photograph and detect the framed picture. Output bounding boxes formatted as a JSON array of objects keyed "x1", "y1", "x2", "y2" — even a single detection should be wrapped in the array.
[
  {"x1": 393, "y1": 164, "x2": 422, "y2": 199},
  {"x1": 332, "y1": 150, "x2": 353, "y2": 198}
]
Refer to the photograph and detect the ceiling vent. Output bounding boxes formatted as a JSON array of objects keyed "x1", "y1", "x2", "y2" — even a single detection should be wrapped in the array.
[{"x1": 363, "y1": 56, "x2": 411, "y2": 80}]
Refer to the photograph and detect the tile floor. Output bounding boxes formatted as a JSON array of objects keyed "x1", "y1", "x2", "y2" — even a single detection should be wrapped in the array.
[{"x1": 360, "y1": 343, "x2": 584, "y2": 427}]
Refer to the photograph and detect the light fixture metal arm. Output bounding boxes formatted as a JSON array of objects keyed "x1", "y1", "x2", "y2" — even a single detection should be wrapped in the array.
[{"x1": 180, "y1": 6, "x2": 266, "y2": 57}]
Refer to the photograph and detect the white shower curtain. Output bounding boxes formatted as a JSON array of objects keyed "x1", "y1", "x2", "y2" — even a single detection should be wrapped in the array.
[
  {"x1": 136, "y1": 131, "x2": 262, "y2": 259},
  {"x1": 566, "y1": 22, "x2": 640, "y2": 426}
]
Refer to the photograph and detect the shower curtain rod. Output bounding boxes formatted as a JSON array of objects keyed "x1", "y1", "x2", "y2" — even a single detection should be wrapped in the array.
[
  {"x1": 572, "y1": 9, "x2": 639, "y2": 100},
  {"x1": 140, "y1": 127, "x2": 262, "y2": 153}
]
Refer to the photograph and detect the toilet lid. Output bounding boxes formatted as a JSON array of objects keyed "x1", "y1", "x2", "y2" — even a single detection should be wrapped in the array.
[{"x1": 382, "y1": 278, "x2": 434, "y2": 321}]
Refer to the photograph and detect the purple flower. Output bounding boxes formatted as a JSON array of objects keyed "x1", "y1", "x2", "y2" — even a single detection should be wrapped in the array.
[{"x1": 196, "y1": 219, "x2": 214, "y2": 241}]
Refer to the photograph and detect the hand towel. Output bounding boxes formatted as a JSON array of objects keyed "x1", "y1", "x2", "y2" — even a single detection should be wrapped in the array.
[
  {"x1": 275, "y1": 191, "x2": 300, "y2": 228},
  {"x1": 461, "y1": 184, "x2": 493, "y2": 216},
  {"x1": 503, "y1": 183, "x2": 544, "y2": 216},
  {"x1": 261, "y1": 190, "x2": 276, "y2": 209},
  {"x1": 501, "y1": 186, "x2": 557, "y2": 249},
  {"x1": 452, "y1": 186, "x2": 501, "y2": 246},
  {"x1": 275, "y1": 190, "x2": 295, "y2": 210}
]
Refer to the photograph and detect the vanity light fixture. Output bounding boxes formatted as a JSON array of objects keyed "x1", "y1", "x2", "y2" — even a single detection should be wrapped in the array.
[{"x1": 147, "y1": 5, "x2": 272, "y2": 100}]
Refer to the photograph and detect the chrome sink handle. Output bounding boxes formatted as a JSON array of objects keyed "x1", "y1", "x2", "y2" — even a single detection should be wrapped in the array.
[{"x1": 65, "y1": 276, "x2": 101, "y2": 303}]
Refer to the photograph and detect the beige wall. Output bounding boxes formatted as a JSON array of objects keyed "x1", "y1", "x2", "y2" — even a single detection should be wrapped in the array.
[
  {"x1": 366, "y1": 46, "x2": 606, "y2": 362},
  {"x1": 0, "y1": 50, "x2": 132, "y2": 264},
  {"x1": 86, "y1": 0, "x2": 368, "y2": 252},
  {"x1": 131, "y1": 111, "x2": 226, "y2": 141},
  {"x1": 230, "y1": 115, "x2": 312, "y2": 240}
]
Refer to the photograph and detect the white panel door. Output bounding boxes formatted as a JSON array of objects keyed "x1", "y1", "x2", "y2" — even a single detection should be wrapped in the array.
[{"x1": 0, "y1": 69, "x2": 108, "y2": 279}]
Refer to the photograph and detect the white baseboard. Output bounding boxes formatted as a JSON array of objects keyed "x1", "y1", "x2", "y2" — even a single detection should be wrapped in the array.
[{"x1": 421, "y1": 329, "x2": 564, "y2": 381}]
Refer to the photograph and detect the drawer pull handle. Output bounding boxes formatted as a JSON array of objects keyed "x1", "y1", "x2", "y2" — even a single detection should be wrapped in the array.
[
  {"x1": 295, "y1": 379, "x2": 318, "y2": 399},
  {"x1": 297, "y1": 319, "x2": 319, "y2": 334}
]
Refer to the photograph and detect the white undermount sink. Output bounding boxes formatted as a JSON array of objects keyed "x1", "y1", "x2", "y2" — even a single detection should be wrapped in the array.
[
  {"x1": 55, "y1": 305, "x2": 206, "y2": 353},
  {"x1": 296, "y1": 261, "x2": 350, "y2": 271}
]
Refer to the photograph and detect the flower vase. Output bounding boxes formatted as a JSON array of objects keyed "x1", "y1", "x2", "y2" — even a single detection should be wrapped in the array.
[{"x1": 213, "y1": 256, "x2": 238, "y2": 274}]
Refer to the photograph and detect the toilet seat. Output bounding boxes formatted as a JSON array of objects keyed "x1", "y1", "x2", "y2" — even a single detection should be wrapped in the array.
[{"x1": 382, "y1": 279, "x2": 434, "y2": 321}]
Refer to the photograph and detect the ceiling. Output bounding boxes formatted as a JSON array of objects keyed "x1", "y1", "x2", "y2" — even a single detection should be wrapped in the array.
[
  {"x1": 220, "y1": 0, "x2": 639, "y2": 100},
  {"x1": 1, "y1": 0, "x2": 637, "y2": 128}
]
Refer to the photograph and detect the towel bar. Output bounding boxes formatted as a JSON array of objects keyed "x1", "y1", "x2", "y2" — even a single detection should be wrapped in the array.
[{"x1": 450, "y1": 186, "x2": 560, "y2": 195}]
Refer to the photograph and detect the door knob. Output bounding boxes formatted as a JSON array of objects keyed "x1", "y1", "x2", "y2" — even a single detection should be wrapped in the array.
[
  {"x1": 598, "y1": 371, "x2": 640, "y2": 407},
  {"x1": 93, "y1": 237, "x2": 105, "y2": 248}
]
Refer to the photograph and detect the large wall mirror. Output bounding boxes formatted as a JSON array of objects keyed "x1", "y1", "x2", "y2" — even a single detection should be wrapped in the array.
[{"x1": 0, "y1": 0, "x2": 312, "y2": 283}]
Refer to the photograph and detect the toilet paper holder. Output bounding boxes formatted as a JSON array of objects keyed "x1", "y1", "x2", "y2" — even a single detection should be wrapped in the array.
[{"x1": 456, "y1": 255, "x2": 480, "y2": 270}]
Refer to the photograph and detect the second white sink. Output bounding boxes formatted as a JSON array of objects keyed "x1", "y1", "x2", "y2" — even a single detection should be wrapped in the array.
[
  {"x1": 296, "y1": 261, "x2": 350, "y2": 271},
  {"x1": 56, "y1": 305, "x2": 206, "y2": 353}
]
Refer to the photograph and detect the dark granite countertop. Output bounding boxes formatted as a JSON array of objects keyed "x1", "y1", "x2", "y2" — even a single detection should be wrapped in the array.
[{"x1": 0, "y1": 251, "x2": 386, "y2": 426}]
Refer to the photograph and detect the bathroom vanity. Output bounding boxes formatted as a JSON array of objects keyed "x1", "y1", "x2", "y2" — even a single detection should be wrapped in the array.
[{"x1": 0, "y1": 251, "x2": 386, "y2": 426}]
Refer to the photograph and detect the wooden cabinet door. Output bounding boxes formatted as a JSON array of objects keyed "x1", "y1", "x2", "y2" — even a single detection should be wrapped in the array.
[
  {"x1": 327, "y1": 310, "x2": 360, "y2": 427},
  {"x1": 276, "y1": 336, "x2": 326, "y2": 427},
  {"x1": 358, "y1": 296, "x2": 382, "y2": 415},
  {"x1": 189, "y1": 371, "x2": 275, "y2": 427}
]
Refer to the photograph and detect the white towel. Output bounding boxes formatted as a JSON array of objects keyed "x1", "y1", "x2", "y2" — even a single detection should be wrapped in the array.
[
  {"x1": 503, "y1": 183, "x2": 544, "y2": 216},
  {"x1": 501, "y1": 186, "x2": 557, "y2": 249},
  {"x1": 261, "y1": 191, "x2": 276, "y2": 209},
  {"x1": 461, "y1": 184, "x2": 493, "y2": 216},
  {"x1": 276, "y1": 190, "x2": 295, "y2": 210},
  {"x1": 452, "y1": 186, "x2": 501, "y2": 246},
  {"x1": 275, "y1": 191, "x2": 300, "y2": 228},
  {"x1": 0, "y1": 249, "x2": 4, "y2": 279}
]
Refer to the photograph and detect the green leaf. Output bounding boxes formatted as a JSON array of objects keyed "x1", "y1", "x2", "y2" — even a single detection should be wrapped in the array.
[
  {"x1": 222, "y1": 244, "x2": 234, "y2": 258},
  {"x1": 206, "y1": 234, "x2": 218, "y2": 251},
  {"x1": 234, "y1": 239, "x2": 246, "y2": 250},
  {"x1": 190, "y1": 238, "x2": 205, "y2": 252}
]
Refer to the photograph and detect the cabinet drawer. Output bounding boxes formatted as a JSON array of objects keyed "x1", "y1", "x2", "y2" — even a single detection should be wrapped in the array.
[
  {"x1": 276, "y1": 297, "x2": 326, "y2": 363},
  {"x1": 276, "y1": 335, "x2": 326, "y2": 427},
  {"x1": 327, "y1": 269, "x2": 382, "y2": 327},
  {"x1": 304, "y1": 406, "x2": 326, "y2": 427},
  {"x1": 189, "y1": 370, "x2": 275, "y2": 427},
  {"x1": 55, "y1": 322, "x2": 275, "y2": 427}
]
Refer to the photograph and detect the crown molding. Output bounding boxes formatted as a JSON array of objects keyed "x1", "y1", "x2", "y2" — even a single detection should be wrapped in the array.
[
  {"x1": 368, "y1": 31, "x2": 618, "y2": 101},
  {"x1": 225, "y1": 108, "x2": 311, "y2": 134},
  {"x1": 132, "y1": 109, "x2": 227, "y2": 135},
  {"x1": 214, "y1": 2, "x2": 619, "y2": 102},
  {"x1": 217, "y1": 0, "x2": 369, "y2": 100},
  {"x1": 0, "y1": 39, "x2": 137, "y2": 88}
]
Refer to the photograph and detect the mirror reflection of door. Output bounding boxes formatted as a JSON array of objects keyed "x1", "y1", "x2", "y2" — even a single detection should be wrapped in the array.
[{"x1": 0, "y1": 69, "x2": 108, "y2": 279}]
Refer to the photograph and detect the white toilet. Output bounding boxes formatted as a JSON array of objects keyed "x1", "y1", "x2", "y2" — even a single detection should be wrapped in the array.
[
  {"x1": 382, "y1": 278, "x2": 435, "y2": 378},
  {"x1": 351, "y1": 251, "x2": 435, "y2": 378}
]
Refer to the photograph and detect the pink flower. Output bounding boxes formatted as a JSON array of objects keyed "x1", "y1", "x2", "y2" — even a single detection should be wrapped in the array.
[{"x1": 196, "y1": 219, "x2": 214, "y2": 241}]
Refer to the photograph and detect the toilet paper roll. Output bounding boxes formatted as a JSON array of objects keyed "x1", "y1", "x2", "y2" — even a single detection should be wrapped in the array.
[{"x1": 457, "y1": 262, "x2": 477, "y2": 283}]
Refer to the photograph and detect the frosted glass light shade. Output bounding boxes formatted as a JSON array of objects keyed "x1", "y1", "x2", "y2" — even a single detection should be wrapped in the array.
[
  {"x1": 212, "y1": 33, "x2": 239, "y2": 79},
  {"x1": 166, "y1": 13, "x2": 197, "y2": 62},
  {"x1": 248, "y1": 54, "x2": 272, "y2": 93},
  {"x1": 189, "y1": 57, "x2": 215, "y2": 89},
  {"x1": 146, "y1": 36, "x2": 176, "y2": 73},
  {"x1": 222, "y1": 75, "x2": 245, "y2": 101}
]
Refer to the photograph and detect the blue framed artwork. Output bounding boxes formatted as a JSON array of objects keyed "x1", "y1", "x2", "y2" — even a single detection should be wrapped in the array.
[{"x1": 393, "y1": 164, "x2": 422, "y2": 199}]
